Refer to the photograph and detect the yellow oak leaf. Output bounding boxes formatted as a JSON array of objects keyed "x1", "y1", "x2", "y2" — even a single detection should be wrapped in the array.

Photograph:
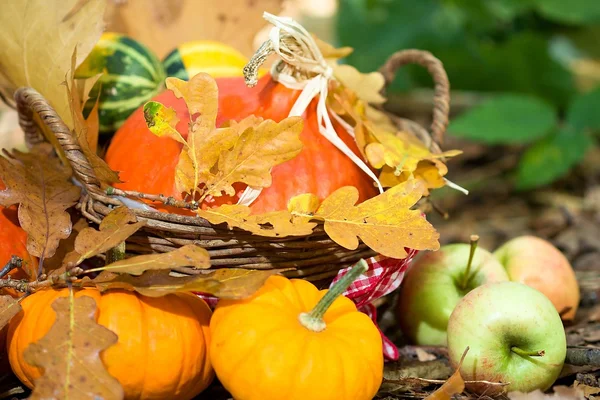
[
  {"x1": 333, "y1": 64, "x2": 387, "y2": 105},
  {"x1": 144, "y1": 73, "x2": 304, "y2": 199},
  {"x1": 196, "y1": 204, "x2": 316, "y2": 237},
  {"x1": 288, "y1": 193, "x2": 320, "y2": 225},
  {"x1": 303, "y1": 179, "x2": 440, "y2": 259},
  {"x1": 204, "y1": 117, "x2": 304, "y2": 198}
]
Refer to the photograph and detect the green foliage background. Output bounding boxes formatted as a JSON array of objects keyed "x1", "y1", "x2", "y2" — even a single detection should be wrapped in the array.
[{"x1": 336, "y1": 0, "x2": 600, "y2": 190}]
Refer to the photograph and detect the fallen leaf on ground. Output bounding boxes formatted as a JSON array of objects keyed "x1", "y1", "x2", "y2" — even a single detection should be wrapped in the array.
[
  {"x1": 0, "y1": 0, "x2": 105, "y2": 160},
  {"x1": 93, "y1": 268, "x2": 284, "y2": 299},
  {"x1": 24, "y1": 292, "x2": 123, "y2": 399},
  {"x1": 91, "y1": 245, "x2": 210, "y2": 276},
  {"x1": 305, "y1": 180, "x2": 440, "y2": 259},
  {"x1": 508, "y1": 386, "x2": 585, "y2": 400},
  {"x1": 574, "y1": 381, "x2": 600, "y2": 397},
  {"x1": 416, "y1": 348, "x2": 437, "y2": 362},
  {"x1": 0, "y1": 296, "x2": 22, "y2": 331},
  {"x1": 425, "y1": 347, "x2": 467, "y2": 400},
  {"x1": 0, "y1": 148, "x2": 81, "y2": 266},
  {"x1": 63, "y1": 206, "x2": 146, "y2": 267}
]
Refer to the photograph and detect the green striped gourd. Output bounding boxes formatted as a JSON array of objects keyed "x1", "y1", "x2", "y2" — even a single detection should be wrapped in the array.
[{"x1": 75, "y1": 32, "x2": 166, "y2": 135}]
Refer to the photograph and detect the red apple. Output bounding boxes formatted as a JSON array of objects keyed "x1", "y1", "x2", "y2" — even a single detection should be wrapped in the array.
[{"x1": 493, "y1": 236, "x2": 580, "y2": 320}]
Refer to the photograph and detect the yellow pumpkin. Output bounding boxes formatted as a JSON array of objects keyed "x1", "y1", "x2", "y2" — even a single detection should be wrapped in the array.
[
  {"x1": 7, "y1": 287, "x2": 213, "y2": 400},
  {"x1": 210, "y1": 260, "x2": 383, "y2": 400}
]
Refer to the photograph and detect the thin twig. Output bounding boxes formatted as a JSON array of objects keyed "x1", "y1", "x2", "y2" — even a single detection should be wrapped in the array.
[
  {"x1": 0, "y1": 256, "x2": 23, "y2": 279},
  {"x1": 0, "y1": 267, "x2": 83, "y2": 293},
  {"x1": 106, "y1": 187, "x2": 199, "y2": 210}
]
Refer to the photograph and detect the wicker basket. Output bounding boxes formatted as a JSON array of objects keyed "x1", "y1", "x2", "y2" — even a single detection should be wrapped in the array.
[{"x1": 13, "y1": 49, "x2": 450, "y2": 289}]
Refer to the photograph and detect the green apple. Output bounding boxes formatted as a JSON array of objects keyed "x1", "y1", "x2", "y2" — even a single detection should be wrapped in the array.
[
  {"x1": 397, "y1": 236, "x2": 509, "y2": 346},
  {"x1": 494, "y1": 235, "x2": 580, "y2": 321},
  {"x1": 447, "y1": 281, "x2": 566, "y2": 393}
]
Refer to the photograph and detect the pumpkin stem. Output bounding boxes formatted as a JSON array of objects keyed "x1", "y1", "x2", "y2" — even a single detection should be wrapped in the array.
[
  {"x1": 298, "y1": 259, "x2": 368, "y2": 332},
  {"x1": 106, "y1": 242, "x2": 126, "y2": 264},
  {"x1": 243, "y1": 40, "x2": 274, "y2": 87}
]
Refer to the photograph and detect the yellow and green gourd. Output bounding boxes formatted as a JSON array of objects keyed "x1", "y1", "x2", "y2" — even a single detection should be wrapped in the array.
[
  {"x1": 75, "y1": 32, "x2": 166, "y2": 135},
  {"x1": 162, "y1": 40, "x2": 250, "y2": 81}
]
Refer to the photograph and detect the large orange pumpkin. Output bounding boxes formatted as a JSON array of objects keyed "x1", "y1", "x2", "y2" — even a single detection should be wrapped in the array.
[
  {"x1": 0, "y1": 180, "x2": 37, "y2": 297},
  {"x1": 104, "y1": 75, "x2": 378, "y2": 214},
  {"x1": 7, "y1": 287, "x2": 213, "y2": 400}
]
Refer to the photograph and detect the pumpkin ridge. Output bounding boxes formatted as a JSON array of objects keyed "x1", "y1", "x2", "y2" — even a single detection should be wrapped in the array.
[
  {"x1": 137, "y1": 294, "x2": 148, "y2": 400},
  {"x1": 326, "y1": 319, "x2": 382, "y2": 382},
  {"x1": 281, "y1": 329, "x2": 311, "y2": 399}
]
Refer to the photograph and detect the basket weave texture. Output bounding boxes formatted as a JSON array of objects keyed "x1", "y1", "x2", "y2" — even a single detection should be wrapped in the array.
[{"x1": 13, "y1": 49, "x2": 450, "y2": 288}]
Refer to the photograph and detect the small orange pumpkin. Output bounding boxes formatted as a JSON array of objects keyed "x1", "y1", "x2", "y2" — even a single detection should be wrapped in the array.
[
  {"x1": 7, "y1": 287, "x2": 213, "y2": 400},
  {"x1": 209, "y1": 260, "x2": 383, "y2": 400}
]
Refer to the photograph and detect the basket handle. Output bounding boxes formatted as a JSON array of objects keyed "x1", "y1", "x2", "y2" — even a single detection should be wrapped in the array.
[
  {"x1": 379, "y1": 49, "x2": 450, "y2": 145},
  {"x1": 15, "y1": 87, "x2": 103, "y2": 196}
]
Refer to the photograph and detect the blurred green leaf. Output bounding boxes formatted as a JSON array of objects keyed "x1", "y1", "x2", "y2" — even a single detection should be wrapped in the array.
[
  {"x1": 515, "y1": 128, "x2": 593, "y2": 190},
  {"x1": 533, "y1": 0, "x2": 600, "y2": 25},
  {"x1": 448, "y1": 94, "x2": 557, "y2": 144},
  {"x1": 567, "y1": 88, "x2": 600, "y2": 132},
  {"x1": 337, "y1": 1, "x2": 575, "y2": 105}
]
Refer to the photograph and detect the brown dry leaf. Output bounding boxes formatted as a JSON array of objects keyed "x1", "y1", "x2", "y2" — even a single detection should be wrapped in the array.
[
  {"x1": 0, "y1": 0, "x2": 105, "y2": 159},
  {"x1": 0, "y1": 296, "x2": 22, "y2": 331},
  {"x1": 297, "y1": 180, "x2": 440, "y2": 259},
  {"x1": 574, "y1": 381, "x2": 600, "y2": 397},
  {"x1": 66, "y1": 49, "x2": 119, "y2": 185},
  {"x1": 44, "y1": 216, "x2": 89, "y2": 273},
  {"x1": 196, "y1": 205, "x2": 316, "y2": 237},
  {"x1": 508, "y1": 386, "x2": 585, "y2": 400},
  {"x1": 64, "y1": 206, "x2": 146, "y2": 267},
  {"x1": 93, "y1": 268, "x2": 284, "y2": 299},
  {"x1": 146, "y1": 74, "x2": 303, "y2": 199},
  {"x1": 104, "y1": 0, "x2": 284, "y2": 58},
  {"x1": 0, "y1": 148, "x2": 81, "y2": 263},
  {"x1": 205, "y1": 117, "x2": 304, "y2": 198},
  {"x1": 92, "y1": 245, "x2": 210, "y2": 276},
  {"x1": 425, "y1": 347, "x2": 467, "y2": 400},
  {"x1": 24, "y1": 292, "x2": 123, "y2": 400}
]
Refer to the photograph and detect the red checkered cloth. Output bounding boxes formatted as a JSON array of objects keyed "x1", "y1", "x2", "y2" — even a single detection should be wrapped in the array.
[
  {"x1": 195, "y1": 249, "x2": 417, "y2": 361},
  {"x1": 329, "y1": 250, "x2": 418, "y2": 361}
]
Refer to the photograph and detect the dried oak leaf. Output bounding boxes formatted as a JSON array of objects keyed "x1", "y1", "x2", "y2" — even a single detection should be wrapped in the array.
[
  {"x1": 145, "y1": 74, "x2": 303, "y2": 199},
  {"x1": 93, "y1": 268, "x2": 284, "y2": 299},
  {"x1": 299, "y1": 179, "x2": 440, "y2": 259},
  {"x1": 91, "y1": 244, "x2": 210, "y2": 276},
  {"x1": 426, "y1": 348, "x2": 467, "y2": 400},
  {"x1": 0, "y1": 149, "x2": 81, "y2": 262},
  {"x1": 508, "y1": 386, "x2": 585, "y2": 400},
  {"x1": 66, "y1": 49, "x2": 119, "y2": 185},
  {"x1": 0, "y1": 0, "x2": 105, "y2": 161},
  {"x1": 328, "y1": 86, "x2": 461, "y2": 193},
  {"x1": 0, "y1": 295, "x2": 22, "y2": 331},
  {"x1": 63, "y1": 206, "x2": 146, "y2": 267},
  {"x1": 196, "y1": 205, "x2": 316, "y2": 237},
  {"x1": 44, "y1": 216, "x2": 89, "y2": 273},
  {"x1": 24, "y1": 293, "x2": 123, "y2": 400}
]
